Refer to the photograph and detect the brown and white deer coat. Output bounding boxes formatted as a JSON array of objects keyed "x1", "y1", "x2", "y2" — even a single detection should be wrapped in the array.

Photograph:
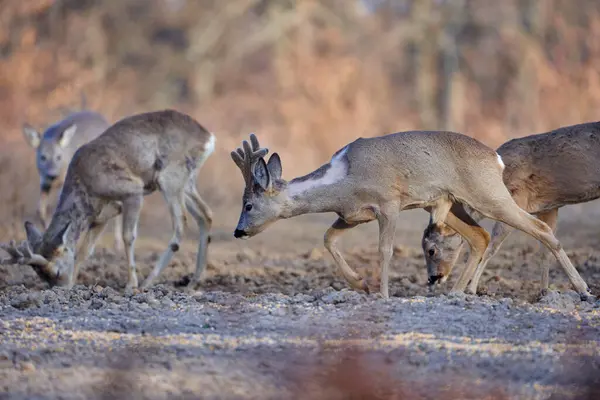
[
  {"x1": 2, "y1": 110, "x2": 214, "y2": 289},
  {"x1": 22, "y1": 110, "x2": 126, "y2": 252},
  {"x1": 231, "y1": 131, "x2": 592, "y2": 300},
  {"x1": 422, "y1": 121, "x2": 600, "y2": 295}
]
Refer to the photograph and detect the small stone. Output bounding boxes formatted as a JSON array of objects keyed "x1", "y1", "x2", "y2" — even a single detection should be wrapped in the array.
[
  {"x1": 236, "y1": 248, "x2": 256, "y2": 263},
  {"x1": 18, "y1": 361, "x2": 36, "y2": 372},
  {"x1": 306, "y1": 248, "x2": 324, "y2": 261}
]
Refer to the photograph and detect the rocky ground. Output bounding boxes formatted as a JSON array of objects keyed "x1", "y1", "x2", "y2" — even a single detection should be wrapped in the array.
[{"x1": 1, "y1": 208, "x2": 600, "y2": 399}]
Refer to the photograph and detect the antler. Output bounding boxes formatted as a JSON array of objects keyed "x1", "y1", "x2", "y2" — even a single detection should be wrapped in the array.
[
  {"x1": 0, "y1": 240, "x2": 49, "y2": 267},
  {"x1": 230, "y1": 133, "x2": 269, "y2": 189}
]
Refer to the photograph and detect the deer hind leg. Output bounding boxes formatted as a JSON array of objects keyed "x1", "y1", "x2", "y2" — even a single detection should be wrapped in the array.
[
  {"x1": 466, "y1": 221, "x2": 514, "y2": 294},
  {"x1": 140, "y1": 169, "x2": 187, "y2": 289},
  {"x1": 184, "y1": 177, "x2": 213, "y2": 285},
  {"x1": 324, "y1": 218, "x2": 371, "y2": 293},
  {"x1": 535, "y1": 208, "x2": 559, "y2": 295},
  {"x1": 121, "y1": 195, "x2": 143, "y2": 290},
  {"x1": 466, "y1": 190, "x2": 590, "y2": 299}
]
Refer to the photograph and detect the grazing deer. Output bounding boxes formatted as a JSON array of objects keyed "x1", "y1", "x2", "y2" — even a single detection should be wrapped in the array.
[
  {"x1": 422, "y1": 121, "x2": 600, "y2": 295},
  {"x1": 22, "y1": 109, "x2": 125, "y2": 252},
  {"x1": 2, "y1": 110, "x2": 214, "y2": 289},
  {"x1": 231, "y1": 132, "x2": 593, "y2": 300}
]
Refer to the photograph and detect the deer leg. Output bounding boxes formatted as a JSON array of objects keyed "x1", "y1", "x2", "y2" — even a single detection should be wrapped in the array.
[
  {"x1": 184, "y1": 182, "x2": 213, "y2": 285},
  {"x1": 112, "y1": 214, "x2": 124, "y2": 253},
  {"x1": 467, "y1": 194, "x2": 590, "y2": 299},
  {"x1": 376, "y1": 209, "x2": 398, "y2": 299},
  {"x1": 121, "y1": 195, "x2": 143, "y2": 290},
  {"x1": 141, "y1": 191, "x2": 185, "y2": 289},
  {"x1": 441, "y1": 209, "x2": 490, "y2": 293},
  {"x1": 535, "y1": 208, "x2": 559, "y2": 295},
  {"x1": 71, "y1": 221, "x2": 108, "y2": 288},
  {"x1": 466, "y1": 221, "x2": 514, "y2": 294},
  {"x1": 324, "y1": 218, "x2": 370, "y2": 293},
  {"x1": 37, "y1": 191, "x2": 50, "y2": 229}
]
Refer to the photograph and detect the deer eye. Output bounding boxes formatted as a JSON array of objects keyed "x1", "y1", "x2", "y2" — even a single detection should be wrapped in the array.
[
  {"x1": 245, "y1": 203, "x2": 253, "y2": 212},
  {"x1": 428, "y1": 248, "x2": 436, "y2": 257},
  {"x1": 40, "y1": 155, "x2": 47, "y2": 162},
  {"x1": 56, "y1": 155, "x2": 62, "y2": 161}
]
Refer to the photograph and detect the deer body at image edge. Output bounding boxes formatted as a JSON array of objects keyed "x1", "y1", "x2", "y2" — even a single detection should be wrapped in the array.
[
  {"x1": 2, "y1": 110, "x2": 214, "y2": 289},
  {"x1": 422, "y1": 121, "x2": 600, "y2": 295},
  {"x1": 231, "y1": 132, "x2": 592, "y2": 300}
]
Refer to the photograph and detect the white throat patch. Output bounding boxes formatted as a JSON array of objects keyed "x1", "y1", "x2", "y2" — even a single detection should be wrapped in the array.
[{"x1": 288, "y1": 146, "x2": 349, "y2": 196}]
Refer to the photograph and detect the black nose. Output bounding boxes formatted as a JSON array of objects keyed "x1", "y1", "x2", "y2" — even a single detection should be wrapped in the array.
[
  {"x1": 41, "y1": 182, "x2": 52, "y2": 193},
  {"x1": 428, "y1": 274, "x2": 443, "y2": 285},
  {"x1": 47, "y1": 175, "x2": 58, "y2": 181},
  {"x1": 234, "y1": 229, "x2": 247, "y2": 238}
]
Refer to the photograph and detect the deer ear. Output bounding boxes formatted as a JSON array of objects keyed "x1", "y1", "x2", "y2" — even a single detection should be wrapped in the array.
[
  {"x1": 24, "y1": 221, "x2": 42, "y2": 250},
  {"x1": 253, "y1": 158, "x2": 271, "y2": 191},
  {"x1": 58, "y1": 124, "x2": 77, "y2": 148},
  {"x1": 23, "y1": 125, "x2": 41, "y2": 148},
  {"x1": 267, "y1": 153, "x2": 282, "y2": 181}
]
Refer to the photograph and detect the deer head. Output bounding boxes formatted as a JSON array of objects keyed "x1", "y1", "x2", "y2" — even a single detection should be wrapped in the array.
[
  {"x1": 1, "y1": 221, "x2": 74, "y2": 286},
  {"x1": 23, "y1": 123, "x2": 77, "y2": 193},
  {"x1": 231, "y1": 133, "x2": 286, "y2": 238},
  {"x1": 421, "y1": 223, "x2": 465, "y2": 285}
]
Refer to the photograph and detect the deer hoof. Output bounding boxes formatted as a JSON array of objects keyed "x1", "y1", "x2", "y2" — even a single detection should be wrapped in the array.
[{"x1": 580, "y1": 291, "x2": 596, "y2": 303}]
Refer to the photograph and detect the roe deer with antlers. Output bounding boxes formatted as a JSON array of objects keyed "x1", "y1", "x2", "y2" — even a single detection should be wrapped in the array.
[
  {"x1": 231, "y1": 132, "x2": 592, "y2": 300},
  {"x1": 2, "y1": 110, "x2": 214, "y2": 289},
  {"x1": 22, "y1": 106, "x2": 125, "y2": 253},
  {"x1": 422, "y1": 121, "x2": 600, "y2": 295}
]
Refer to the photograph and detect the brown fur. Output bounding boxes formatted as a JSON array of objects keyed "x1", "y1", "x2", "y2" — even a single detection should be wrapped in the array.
[
  {"x1": 232, "y1": 131, "x2": 592, "y2": 299},
  {"x1": 2, "y1": 110, "x2": 214, "y2": 289},
  {"x1": 422, "y1": 121, "x2": 600, "y2": 295}
]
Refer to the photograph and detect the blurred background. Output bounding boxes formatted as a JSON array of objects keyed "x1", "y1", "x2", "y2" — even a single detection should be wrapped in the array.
[{"x1": 1, "y1": 0, "x2": 600, "y2": 238}]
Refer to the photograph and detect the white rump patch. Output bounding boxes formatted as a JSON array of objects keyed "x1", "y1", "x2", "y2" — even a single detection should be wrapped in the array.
[
  {"x1": 496, "y1": 153, "x2": 505, "y2": 170},
  {"x1": 288, "y1": 146, "x2": 349, "y2": 196},
  {"x1": 205, "y1": 133, "x2": 216, "y2": 155}
]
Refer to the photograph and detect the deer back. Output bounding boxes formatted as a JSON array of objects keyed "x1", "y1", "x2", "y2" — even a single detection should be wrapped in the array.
[
  {"x1": 498, "y1": 121, "x2": 600, "y2": 210},
  {"x1": 67, "y1": 110, "x2": 213, "y2": 196},
  {"x1": 339, "y1": 131, "x2": 502, "y2": 205}
]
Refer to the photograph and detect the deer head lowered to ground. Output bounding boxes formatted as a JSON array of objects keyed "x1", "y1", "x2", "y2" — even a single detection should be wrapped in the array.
[
  {"x1": 231, "y1": 132, "x2": 593, "y2": 300},
  {"x1": 2, "y1": 110, "x2": 214, "y2": 289},
  {"x1": 422, "y1": 121, "x2": 600, "y2": 296}
]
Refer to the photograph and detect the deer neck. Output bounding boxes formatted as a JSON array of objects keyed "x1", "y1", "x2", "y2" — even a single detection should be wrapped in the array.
[
  {"x1": 281, "y1": 182, "x2": 344, "y2": 218},
  {"x1": 42, "y1": 178, "x2": 97, "y2": 251},
  {"x1": 281, "y1": 150, "x2": 349, "y2": 218}
]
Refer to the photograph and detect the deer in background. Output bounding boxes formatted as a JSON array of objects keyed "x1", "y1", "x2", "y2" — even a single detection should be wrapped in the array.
[
  {"x1": 22, "y1": 99, "x2": 124, "y2": 252},
  {"x1": 422, "y1": 121, "x2": 600, "y2": 295},
  {"x1": 2, "y1": 110, "x2": 214, "y2": 289},
  {"x1": 230, "y1": 132, "x2": 593, "y2": 300}
]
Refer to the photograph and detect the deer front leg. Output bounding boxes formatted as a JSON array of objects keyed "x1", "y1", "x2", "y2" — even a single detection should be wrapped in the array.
[
  {"x1": 443, "y1": 211, "x2": 490, "y2": 294},
  {"x1": 376, "y1": 210, "x2": 398, "y2": 299},
  {"x1": 112, "y1": 214, "x2": 124, "y2": 253},
  {"x1": 184, "y1": 187, "x2": 213, "y2": 285},
  {"x1": 530, "y1": 208, "x2": 559, "y2": 295},
  {"x1": 121, "y1": 195, "x2": 143, "y2": 290},
  {"x1": 71, "y1": 221, "x2": 108, "y2": 288},
  {"x1": 466, "y1": 221, "x2": 513, "y2": 294},
  {"x1": 70, "y1": 202, "x2": 123, "y2": 287},
  {"x1": 324, "y1": 218, "x2": 370, "y2": 293},
  {"x1": 37, "y1": 190, "x2": 50, "y2": 229}
]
